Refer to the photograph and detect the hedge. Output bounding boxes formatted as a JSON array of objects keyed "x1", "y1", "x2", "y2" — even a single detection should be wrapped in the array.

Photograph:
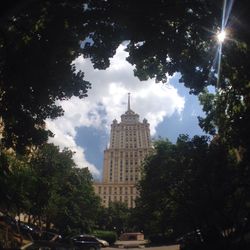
[{"x1": 93, "y1": 230, "x2": 117, "y2": 245}]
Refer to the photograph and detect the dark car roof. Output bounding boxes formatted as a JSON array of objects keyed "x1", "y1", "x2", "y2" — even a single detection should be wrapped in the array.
[
  {"x1": 22, "y1": 240, "x2": 75, "y2": 249},
  {"x1": 74, "y1": 234, "x2": 95, "y2": 237}
]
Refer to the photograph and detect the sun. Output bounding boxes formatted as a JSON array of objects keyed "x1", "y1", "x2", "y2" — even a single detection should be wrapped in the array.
[{"x1": 217, "y1": 30, "x2": 227, "y2": 43}]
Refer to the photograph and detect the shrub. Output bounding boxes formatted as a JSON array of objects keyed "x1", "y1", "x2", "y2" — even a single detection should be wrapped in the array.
[{"x1": 93, "y1": 230, "x2": 117, "y2": 245}]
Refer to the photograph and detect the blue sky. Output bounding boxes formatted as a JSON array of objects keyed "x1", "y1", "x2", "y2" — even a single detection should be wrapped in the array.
[
  {"x1": 46, "y1": 44, "x2": 206, "y2": 179},
  {"x1": 156, "y1": 73, "x2": 205, "y2": 142}
]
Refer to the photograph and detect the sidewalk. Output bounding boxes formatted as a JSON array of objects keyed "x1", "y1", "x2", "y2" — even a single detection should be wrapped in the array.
[
  {"x1": 106, "y1": 244, "x2": 180, "y2": 250},
  {"x1": 114, "y1": 240, "x2": 148, "y2": 248}
]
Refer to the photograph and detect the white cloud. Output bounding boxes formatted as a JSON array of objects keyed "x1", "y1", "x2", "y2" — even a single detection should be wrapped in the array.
[
  {"x1": 46, "y1": 118, "x2": 100, "y2": 177},
  {"x1": 46, "y1": 44, "x2": 185, "y2": 176}
]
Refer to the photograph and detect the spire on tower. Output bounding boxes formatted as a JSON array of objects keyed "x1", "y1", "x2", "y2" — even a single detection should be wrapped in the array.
[{"x1": 128, "y1": 93, "x2": 131, "y2": 111}]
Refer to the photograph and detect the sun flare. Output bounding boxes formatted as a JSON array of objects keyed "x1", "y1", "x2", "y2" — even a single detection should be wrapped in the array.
[{"x1": 217, "y1": 30, "x2": 227, "y2": 43}]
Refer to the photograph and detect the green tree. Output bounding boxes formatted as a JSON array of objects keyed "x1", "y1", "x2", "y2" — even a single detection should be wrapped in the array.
[
  {"x1": 1, "y1": 0, "x2": 249, "y2": 152},
  {"x1": 136, "y1": 136, "x2": 246, "y2": 248},
  {"x1": 1, "y1": 2, "x2": 250, "y2": 246},
  {"x1": 134, "y1": 139, "x2": 179, "y2": 237},
  {"x1": 97, "y1": 201, "x2": 131, "y2": 234},
  {"x1": 0, "y1": 1, "x2": 91, "y2": 152},
  {"x1": 0, "y1": 143, "x2": 101, "y2": 235},
  {"x1": 0, "y1": 149, "x2": 34, "y2": 215},
  {"x1": 27, "y1": 143, "x2": 100, "y2": 234},
  {"x1": 52, "y1": 167, "x2": 101, "y2": 235}
]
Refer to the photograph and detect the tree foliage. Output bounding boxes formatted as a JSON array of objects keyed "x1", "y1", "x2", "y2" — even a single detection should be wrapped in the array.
[
  {"x1": 1, "y1": 1, "x2": 250, "y2": 247},
  {"x1": 136, "y1": 136, "x2": 249, "y2": 248},
  {"x1": 0, "y1": 149, "x2": 33, "y2": 214},
  {"x1": 1, "y1": 0, "x2": 249, "y2": 153},
  {"x1": 96, "y1": 201, "x2": 131, "y2": 234},
  {"x1": 0, "y1": 1, "x2": 91, "y2": 152},
  {"x1": 0, "y1": 144, "x2": 101, "y2": 235}
]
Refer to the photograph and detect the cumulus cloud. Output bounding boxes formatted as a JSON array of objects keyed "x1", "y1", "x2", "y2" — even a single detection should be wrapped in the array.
[
  {"x1": 46, "y1": 112, "x2": 100, "y2": 177},
  {"x1": 46, "y1": 44, "x2": 185, "y2": 176}
]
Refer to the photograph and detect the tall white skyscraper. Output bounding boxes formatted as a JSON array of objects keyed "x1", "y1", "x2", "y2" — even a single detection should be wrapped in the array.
[{"x1": 94, "y1": 94, "x2": 152, "y2": 208}]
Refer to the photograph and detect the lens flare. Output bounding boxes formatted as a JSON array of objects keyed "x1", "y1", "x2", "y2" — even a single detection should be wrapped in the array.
[{"x1": 217, "y1": 30, "x2": 226, "y2": 43}]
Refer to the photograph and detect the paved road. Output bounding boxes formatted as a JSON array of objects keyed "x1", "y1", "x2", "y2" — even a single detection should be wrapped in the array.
[{"x1": 104, "y1": 245, "x2": 180, "y2": 250}]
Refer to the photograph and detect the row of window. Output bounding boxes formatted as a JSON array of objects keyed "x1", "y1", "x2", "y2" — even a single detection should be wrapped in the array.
[
  {"x1": 109, "y1": 150, "x2": 145, "y2": 157},
  {"x1": 102, "y1": 195, "x2": 136, "y2": 207},
  {"x1": 110, "y1": 161, "x2": 140, "y2": 167},
  {"x1": 113, "y1": 124, "x2": 148, "y2": 130},
  {"x1": 109, "y1": 176, "x2": 139, "y2": 182},
  {"x1": 98, "y1": 186, "x2": 137, "y2": 195},
  {"x1": 111, "y1": 144, "x2": 147, "y2": 149},
  {"x1": 111, "y1": 130, "x2": 150, "y2": 138},
  {"x1": 103, "y1": 196, "x2": 135, "y2": 207},
  {"x1": 110, "y1": 167, "x2": 139, "y2": 173},
  {"x1": 111, "y1": 135, "x2": 149, "y2": 142}
]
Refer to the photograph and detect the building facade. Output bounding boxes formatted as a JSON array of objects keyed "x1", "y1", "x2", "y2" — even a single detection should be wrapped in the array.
[{"x1": 93, "y1": 94, "x2": 152, "y2": 208}]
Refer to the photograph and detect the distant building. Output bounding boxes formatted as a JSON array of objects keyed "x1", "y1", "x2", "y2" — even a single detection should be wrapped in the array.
[{"x1": 93, "y1": 94, "x2": 152, "y2": 208}]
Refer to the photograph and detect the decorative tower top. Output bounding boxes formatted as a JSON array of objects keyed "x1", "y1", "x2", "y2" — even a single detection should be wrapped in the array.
[
  {"x1": 128, "y1": 93, "x2": 131, "y2": 111},
  {"x1": 121, "y1": 93, "x2": 139, "y2": 123}
]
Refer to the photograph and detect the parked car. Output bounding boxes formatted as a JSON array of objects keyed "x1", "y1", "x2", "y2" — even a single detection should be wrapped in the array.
[
  {"x1": 176, "y1": 229, "x2": 204, "y2": 250},
  {"x1": 18, "y1": 222, "x2": 62, "y2": 242},
  {"x1": 18, "y1": 222, "x2": 39, "y2": 240},
  {"x1": 21, "y1": 240, "x2": 76, "y2": 249},
  {"x1": 69, "y1": 234, "x2": 101, "y2": 250},
  {"x1": 96, "y1": 237, "x2": 109, "y2": 247},
  {"x1": 22, "y1": 236, "x2": 101, "y2": 250}
]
